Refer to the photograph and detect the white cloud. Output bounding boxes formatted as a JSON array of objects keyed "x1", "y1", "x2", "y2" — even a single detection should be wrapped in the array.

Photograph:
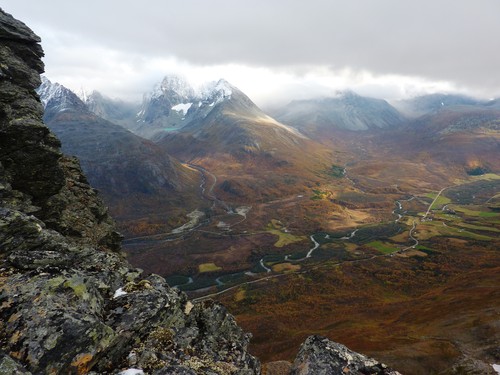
[{"x1": 3, "y1": 0, "x2": 500, "y2": 105}]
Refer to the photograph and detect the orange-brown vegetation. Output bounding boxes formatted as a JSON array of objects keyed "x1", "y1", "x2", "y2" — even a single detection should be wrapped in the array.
[
  {"x1": 218, "y1": 238, "x2": 500, "y2": 374},
  {"x1": 221, "y1": 236, "x2": 500, "y2": 374}
]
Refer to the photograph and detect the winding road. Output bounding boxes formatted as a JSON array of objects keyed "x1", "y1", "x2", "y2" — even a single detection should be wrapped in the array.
[{"x1": 423, "y1": 187, "x2": 448, "y2": 218}]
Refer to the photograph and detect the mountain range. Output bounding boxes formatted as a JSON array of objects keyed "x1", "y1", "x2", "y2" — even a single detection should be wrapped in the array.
[
  {"x1": 39, "y1": 74, "x2": 500, "y2": 223},
  {"x1": 37, "y1": 77, "x2": 202, "y2": 236},
  {"x1": 272, "y1": 91, "x2": 407, "y2": 138}
]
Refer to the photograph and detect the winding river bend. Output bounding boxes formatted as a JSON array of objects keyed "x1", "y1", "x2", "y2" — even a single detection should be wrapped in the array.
[
  {"x1": 147, "y1": 164, "x2": 423, "y2": 297},
  {"x1": 282, "y1": 234, "x2": 321, "y2": 263}
]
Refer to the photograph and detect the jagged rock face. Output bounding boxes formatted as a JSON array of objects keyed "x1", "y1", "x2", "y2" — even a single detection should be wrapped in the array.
[
  {"x1": 291, "y1": 336, "x2": 401, "y2": 375},
  {"x1": 136, "y1": 74, "x2": 197, "y2": 135},
  {"x1": 0, "y1": 9, "x2": 119, "y2": 249},
  {"x1": 0, "y1": 8, "x2": 260, "y2": 375},
  {"x1": 0, "y1": 11, "x2": 63, "y2": 202}
]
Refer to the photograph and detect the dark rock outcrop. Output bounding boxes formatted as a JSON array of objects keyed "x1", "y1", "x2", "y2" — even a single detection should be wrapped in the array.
[
  {"x1": 0, "y1": 8, "x2": 259, "y2": 374},
  {"x1": 291, "y1": 336, "x2": 401, "y2": 375}
]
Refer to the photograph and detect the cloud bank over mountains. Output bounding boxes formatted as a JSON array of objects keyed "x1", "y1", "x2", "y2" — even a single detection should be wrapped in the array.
[{"x1": 3, "y1": 0, "x2": 500, "y2": 106}]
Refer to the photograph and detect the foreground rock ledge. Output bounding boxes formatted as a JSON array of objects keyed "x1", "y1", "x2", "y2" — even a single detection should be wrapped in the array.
[
  {"x1": 0, "y1": 7, "x2": 401, "y2": 375},
  {"x1": 290, "y1": 336, "x2": 401, "y2": 375}
]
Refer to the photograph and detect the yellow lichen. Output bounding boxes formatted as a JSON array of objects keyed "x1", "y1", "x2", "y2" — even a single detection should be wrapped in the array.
[{"x1": 70, "y1": 353, "x2": 93, "y2": 375}]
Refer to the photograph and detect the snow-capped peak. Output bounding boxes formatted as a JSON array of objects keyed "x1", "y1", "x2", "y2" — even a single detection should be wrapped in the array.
[
  {"x1": 36, "y1": 76, "x2": 87, "y2": 113},
  {"x1": 332, "y1": 89, "x2": 358, "y2": 99},
  {"x1": 149, "y1": 74, "x2": 195, "y2": 102},
  {"x1": 37, "y1": 76, "x2": 74, "y2": 109},
  {"x1": 199, "y1": 79, "x2": 234, "y2": 105},
  {"x1": 37, "y1": 76, "x2": 63, "y2": 107},
  {"x1": 76, "y1": 87, "x2": 90, "y2": 103}
]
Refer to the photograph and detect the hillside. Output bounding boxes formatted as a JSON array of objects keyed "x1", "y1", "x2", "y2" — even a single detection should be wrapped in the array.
[
  {"x1": 37, "y1": 77, "x2": 203, "y2": 236},
  {"x1": 157, "y1": 80, "x2": 332, "y2": 202}
]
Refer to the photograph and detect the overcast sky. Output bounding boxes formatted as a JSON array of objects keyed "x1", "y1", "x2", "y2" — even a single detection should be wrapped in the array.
[{"x1": 3, "y1": 0, "x2": 500, "y2": 107}]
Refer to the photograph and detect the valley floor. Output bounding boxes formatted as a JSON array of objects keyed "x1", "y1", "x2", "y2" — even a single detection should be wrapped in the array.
[{"x1": 123, "y1": 147, "x2": 500, "y2": 375}]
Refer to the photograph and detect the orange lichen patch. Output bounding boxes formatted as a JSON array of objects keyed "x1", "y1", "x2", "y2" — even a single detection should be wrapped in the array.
[
  {"x1": 10, "y1": 351, "x2": 22, "y2": 360},
  {"x1": 9, "y1": 331, "x2": 22, "y2": 345},
  {"x1": 71, "y1": 353, "x2": 94, "y2": 374}
]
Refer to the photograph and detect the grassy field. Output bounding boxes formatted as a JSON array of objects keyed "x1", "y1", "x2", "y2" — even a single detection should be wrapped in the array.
[
  {"x1": 272, "y1": 262, "x2": 301, "y2": 273},
  {"x1": 417, "y1": 220, "x2": 493, "y2": 241},
  {"x1": 198, "y1": 262, "x2": 222, "y2": 273},
  {"x1": 367, "y1": 240, "x2": 399, "y2": 254},
  {"x1": 455, "y1": 221, "x2": 500, "y2": 233},
  {"x1": 425, "y1": 192, "x2": 451, "y2": 210},
  {"x1": 451, "y1": 205, "x2": 500, "y2": 218},
  {"x1": 266, "y1": 220, "x2": 306, "y2": 247}
]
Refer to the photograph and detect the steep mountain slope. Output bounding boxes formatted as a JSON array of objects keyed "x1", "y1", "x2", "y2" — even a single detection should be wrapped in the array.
[
  {"x1": 37, "y1": 77, "x2": 202, "y2": 235},
  {"x1": 272, "y1": 91, "x2": 406, "y2": 139},
  {"x1": 135, "y1": 74, "x2": 197, "y2": 138},
  {"x1": 157, "y1": 80, "x2": 331, "y2": 201},
  {"x1": 83, "y1": 89, "x2": 140, "y2": 131},
  {"x1": 401, "y1": 105, "x2": 500, "y2": 173}
]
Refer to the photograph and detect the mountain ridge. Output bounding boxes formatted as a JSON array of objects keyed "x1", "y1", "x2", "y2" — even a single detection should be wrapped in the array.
[
  {"x1": 272, "y1": 91, "x2": 407, "y2": 139},
  {"x1": 36, "y1": 76, "x2": 203, "y2": 237}
]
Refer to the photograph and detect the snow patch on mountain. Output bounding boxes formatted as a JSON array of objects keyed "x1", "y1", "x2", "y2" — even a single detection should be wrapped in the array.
[
  {"x1": 171, "y1": 102, "x2": 192, "y2": 115},
  {"x1": 37, "y1": 76, "x2": 66, "y2": 108}
]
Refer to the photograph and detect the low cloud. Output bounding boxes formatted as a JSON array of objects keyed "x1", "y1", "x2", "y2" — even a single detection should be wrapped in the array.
[{"x1": 4, "y1": 0, "x2": 500, "y2": 104}]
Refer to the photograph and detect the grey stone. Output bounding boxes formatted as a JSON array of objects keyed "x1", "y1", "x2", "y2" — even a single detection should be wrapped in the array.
[{"x1": 291, "y1": 336, "x2": 401, "y2": 375}]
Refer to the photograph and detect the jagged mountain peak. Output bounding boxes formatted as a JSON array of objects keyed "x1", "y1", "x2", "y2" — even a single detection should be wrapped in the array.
[
  {"x1": 37, "y1": 76, "x2": 88, "y2": 117},
  {"x1": 136, "y1": 76, "x2": 257, "y2": 138},
  {"x1": 150, "y1": 74, "x2": 195, "y2": 102},
  {"x1": 200, "y1": 78, "x2": 235, "y2": 100}
]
